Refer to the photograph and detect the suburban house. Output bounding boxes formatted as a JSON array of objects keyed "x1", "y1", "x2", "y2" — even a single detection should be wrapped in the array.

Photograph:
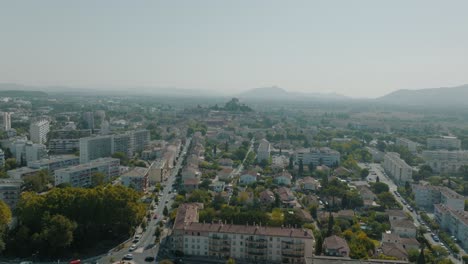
[{"x1": 323, "y1": 235, "x2": 350, "y2": 257}]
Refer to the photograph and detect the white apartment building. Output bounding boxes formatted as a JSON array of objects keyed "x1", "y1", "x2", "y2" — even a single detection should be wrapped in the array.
[
  {"x1": 131, "y1": 130, "x2": 151, "y2": 153},
  {"x1": 172, "y1": 204, "x2": 314, "y2": 264},
  {"x1": 257, "y1": 139, "x2": 271, "y2": 162},
  {"x1": 28, "y1": 155, "x2": 80, "y2": 175},
  {"x1": 395, "y1": 138, "x2": 418, "y2": 153},
  {"x1": 295, "y1": 147, "x2": 340, "y2": 167},
  {"x1": 1, "y1": 112, "x2": 11, "y2": 131},
  {"x1": 79, "y1": 135, "x2": 113, "y2": 163},
  {"x1": 54, "y1": 157, "x2": 120, "y2": 187},
  {"x1": 29, "y1": 120, "x2": 50, "y2": 144},
  {"x1": 0, "y1": 179, "x2": 22, "y2": 209},
  {"x1": 79, "y1": 130, "x2": 150, "y2": 163},
  {"x1": 434, "y1": 204, "x2": 468, "y2": 251},
  {"x1": 383, "y1": 152, "x2": 412, "y2": 186},
  {"x1": 427, "y1": 136, "x2": 461, "y2": 150},
  {"x1": 112, "y1": 133, "x2": 133, "y2": 157},
  {"x1": 422, "y1": 150, "x2": 468, "y2": 174}
]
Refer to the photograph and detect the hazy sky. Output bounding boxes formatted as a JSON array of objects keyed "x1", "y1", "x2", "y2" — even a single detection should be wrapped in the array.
[{"x1": 1, "y1": 1, "x2": 467, "y2": 98}]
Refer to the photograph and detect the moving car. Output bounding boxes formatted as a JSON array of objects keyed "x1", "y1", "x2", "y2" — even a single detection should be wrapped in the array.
[{"x1": 123, "y1": 254, "x2": 133, "y2": 260}]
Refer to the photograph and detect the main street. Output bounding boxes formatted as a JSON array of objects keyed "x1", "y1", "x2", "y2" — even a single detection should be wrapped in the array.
[
  {"x1": 98, "y1": 137, "x2": 192, "y2": 264},
  {"x1": 361, "y1": 163, "x2": 462, "y2": 264}
]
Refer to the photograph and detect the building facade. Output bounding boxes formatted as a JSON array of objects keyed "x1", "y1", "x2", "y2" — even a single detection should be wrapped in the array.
[
  {"x1": 29, "y1": 120, "x2": 50, "y2": 144},
  {"x1": 257, "y1": 139, "x2": 271, "y2": 162},
  {"x1": 382, "y1": 152, "x2": 412, "y2": 186},
  {"x1": 54, "y1": 157, "x2": 120, "y2": 187},
  {"x1": 27, "y1": 155, "x2": 80, "y2": 175},
  {"x1": 79, "y1": 135, "x2": 113, "y2": 163},
  {"x1": 295, "y1": 148, "x2": 340, "y2": 167},
  {"x1": 395, "y1": 138, "x2": 418, "y2": 153},
  {"x1": 427, "y1": 136, "x2": 461, "y2": 150},
  {"x1": 2, "y1": 112, "x2": 11, "y2": 131},
  {"x1": 422, "y1": 150, "x2": 468, "y2": 174},
  {"x1": 0, "y1": 179, "x2": 22, "y2": 209},
  {"x1": 172, "y1": 203, "x2": 314, "y2": 264},
  {"x1": 434, "y1": 204, "x2": 468, "y2": 251},
  {"x1": 121, "y1": 167, "x2": 148, "y2": 192}
]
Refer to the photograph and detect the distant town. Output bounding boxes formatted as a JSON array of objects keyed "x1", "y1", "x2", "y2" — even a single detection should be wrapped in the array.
[{"x1": 0, "y1": 90, "x2": 467, "y2": 264}]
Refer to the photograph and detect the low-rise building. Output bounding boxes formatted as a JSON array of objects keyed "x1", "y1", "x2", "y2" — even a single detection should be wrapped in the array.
[
  {"x1": 295, "y1": 147, "x2": 340, "y2": 167},
  {"x1": 422, "y1": 150, "x2": 468, "y2": 174},
  {"x1": 323, "y1": 235, "x2": 350, "y2": 257},
  {"x1": 427, "y1": 136, "x2": 461, "y2": 150},
  {"x1": 239, "y1": 172, "x2": 257, "y2": 185},
  {"x1": 389, "y1": 219, "x2": 416, "y2": 238},
  {"x1": 0, "y1": 179, "x2": 22, "y2": 209},
  {"x1": 54, "y1": 157, "x2": 120, "y2": 187},
  {"x1": 297, "y1": 177, "x2": 320, "y2": 192},
  {"x1": 171, "y1": 203, "x2": 314, "y2": 263},
  {"x1": 27, "y1": 155, "x2": 80, "y2": 175},
  {"x1": 121, "y1": 166, "x2": 148, "y2": 192},
  {"x1": 148, "y1": 159, "x2": 169, "y2": 183},
  {"x1": 274, "y1": 171, "x2": 292, "y2": 186},
  {"x1": 7, "y1": 167, "x2": 41, "y2": 180},
  {"x1": 395, "y1": 138, "x2": 418, "y2": 153},
  {"x1": 183, "y1": 178, "x2": 200, "y2": 192}
]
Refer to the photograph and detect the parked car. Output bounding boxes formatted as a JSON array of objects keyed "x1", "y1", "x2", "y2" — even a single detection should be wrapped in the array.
[
  {"x1": 129, "y1": 244, "x2": 137, "y2": 251},
  {"x1": 145, "y1": 256, "x2": 155, "y2": 262}
]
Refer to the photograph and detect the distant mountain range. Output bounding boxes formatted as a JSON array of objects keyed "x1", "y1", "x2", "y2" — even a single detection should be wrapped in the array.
[
  {"x1": 377, "y1": 84, "x2": 468, "y2": 106},
  {"x1": 2, "y1": 82, "x2": 468, "y2": 106},
  {"x1": 237, "y1": 86, "x2": 349, "y2": 101}
]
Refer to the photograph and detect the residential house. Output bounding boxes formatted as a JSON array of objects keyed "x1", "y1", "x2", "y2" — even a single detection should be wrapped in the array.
[
  {"x1": 323, "y1": 235, "x2": 350, "y2": 257},
  {"x1": 259, "y1": 190, "x2": 275, "y2": 205},
  {"x1": 298, "y1": 176, "x2": 321, "y2": 192},
  {"x1": 183, "y1": 178, "x2": 199, "y2": 192},
  {"x1": 389, "y1": 219, "x2": 416, "y2": 238},
  {"x1": 239, "y1": 172, "x2": 257, "y2": 185},
  {"x1": 274, "y1": 171, "x2": 292, "y2": 186}
]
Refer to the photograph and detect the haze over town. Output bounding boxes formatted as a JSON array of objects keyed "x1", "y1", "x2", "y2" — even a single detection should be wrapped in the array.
[{"x1": 0, "y1": 1, "x2": 468, "y2": 264}]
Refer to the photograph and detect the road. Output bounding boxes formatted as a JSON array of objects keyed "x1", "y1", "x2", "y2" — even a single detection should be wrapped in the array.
[
  {"x1": 227, "y1": 138, "x2": 255, "y2": 204},
  {"x1": 99, "y1": 137, "x2": 192, "y2": 264},
  {"x1": 361, "y1": 163, "x2": 462, "y2": 264}
]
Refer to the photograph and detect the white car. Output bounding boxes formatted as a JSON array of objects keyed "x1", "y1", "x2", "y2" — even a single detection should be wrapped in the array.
[{"x1": 129, "y1": 244, "x2": 137, "y2": 251}]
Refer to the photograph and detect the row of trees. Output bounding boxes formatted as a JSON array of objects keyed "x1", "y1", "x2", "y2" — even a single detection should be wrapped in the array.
[{"x1": 6, "y1": 185, "x2": 146, "y2": 257}]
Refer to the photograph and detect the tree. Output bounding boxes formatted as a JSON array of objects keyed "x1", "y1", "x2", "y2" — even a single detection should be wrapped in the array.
[
  {"x1": 327, "y1": 212, "x2": 334, "y2": 237},
  {"x1": 0, "y1": 200, "x2": 11, "y2": 252},
  {"x1": 91, "y1": 172, "x2": 106, "y2": 187},
  {"x1": 213, "y1": 145, "x2": 217, "y2": 156},
  {"x1": 154, "y1": 226, "x2": 161, "y2": 238},
  {"x1": 40, "y1": 214, "x2": 77, "y2": 254},
  {"x1": 288, "y1": 156, "x2": 294, "y2": 170},
  {"x1": 376, "y1": 176, "x2": 380, "y2": 182},
  {"x1": 4, "y1": 158, "x2": 17, "y2": 171},
  {"x1": 163, "y1": 206, "x2": 169, "y2": 217},
  {"x1": 23, "y1": 170, "x2": 52, "y2": 193},
  {"x1": 111, "y1": 151, "x2": 129, "y2": 166},
  {"x1": 298, "y1": 159, "x2": 304, "y2": 177},
  {"x1": 372, "y1": 182, "x2": 389, "y2": 194},
  {"x1": 360, "y1": 168, "x2": 369, "y2": 180},
  {"x1": 315, "y1": 234, "x2": 323, "y2": 255},
  {"x1": 226, "y1": 258, "x2": 235, "y2": 264},
  {"x1": 417, "y1": 246, "x2": 425, "y2": 264}
]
